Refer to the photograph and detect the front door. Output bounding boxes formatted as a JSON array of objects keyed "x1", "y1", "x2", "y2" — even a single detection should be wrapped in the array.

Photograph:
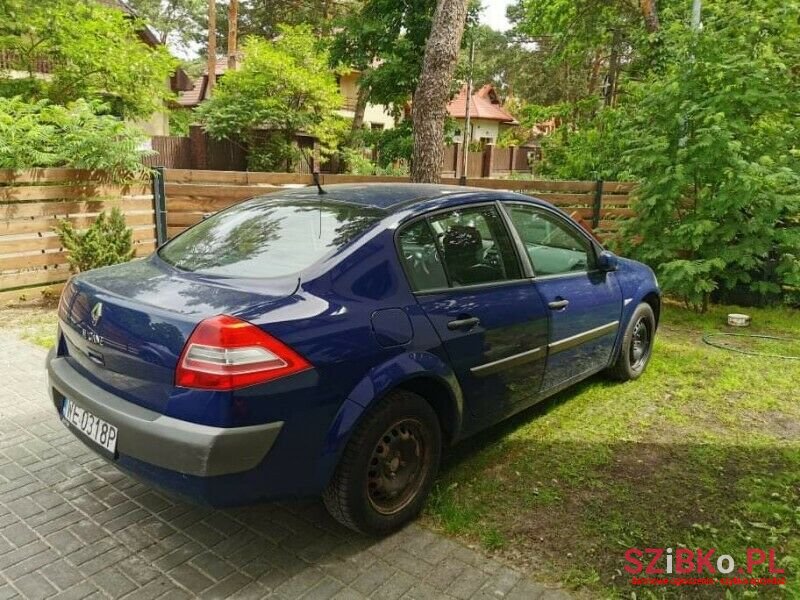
[
  {"x1": 502, "y1": 202, "x2": 623, "y2": 391},
  {"x1": 397, "y1": 204, "x2": 549, "y2": 428}
]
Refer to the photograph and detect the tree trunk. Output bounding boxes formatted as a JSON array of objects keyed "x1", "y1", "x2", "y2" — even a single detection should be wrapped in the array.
[
  {"x1": 604, "y1": 29, "x2": 621, "y2": 107},
  {"x1": 351, "y1": 83, "x2": 369, "y2": 134},
  {"x1": 640, "y1": 0, "x2": 660, "y2": 33},
  {"x1": 411, "y1": 0, "x2": 469, "y2": 183},
  {"x1": 228, "y1": 0, "x2": 238, "y2": 70},
  {"x1": 207, "y1": 0, "x2": 217, "y2": 93}
]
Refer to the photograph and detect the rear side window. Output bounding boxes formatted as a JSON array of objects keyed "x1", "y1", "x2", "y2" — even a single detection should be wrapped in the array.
[
  {"x1": 397, "y1": 220, "x2": 448, "y2": 292},
  {"x1": 159, "y1": 199, "x2": 383, "y2": 278}
]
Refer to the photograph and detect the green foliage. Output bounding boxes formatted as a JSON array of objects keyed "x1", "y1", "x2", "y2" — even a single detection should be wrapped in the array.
[
  {"x1": 455, "y1": 25, "x2": 556, "y2": 106},
  {"x1": 341, "y1": 147, "x2": 409, "y2": 176},
  {"x1": 535, "y1": 105, "x2": 632, "y2": 181},
  {"x1": 214, "y1": 0, "x2": 360, "y2": 51},
  {"x1": 0, "y1": 97, "x2": 153, "y2": 180},
  {"x1": 364, "y1": 121, "x2": 414, "y2": 168},
  {"x1": 168, "y1": 109, "x2": 192, "y2": 137},
  {"x1": 331, "y1": 0, "x2": 479, "y2": 112},
  {"x1": 619, "y1": 0, "x2": 800, "y2": 310},
  {"x1": 54, "y1": 207, "x2": 135, "y2": 273},
  {"x1": 508, "y1": 0, "x2": 667, "y2": 103},
  {"x1": 197, "y1": 26, "x2": 346, "y2": 171},
  {"x1": 331, "y1": 0, "x2": 436, "y2": 111},
  {"x1": 125, "y1": 0, "x2": 205, "y2": 48},
  {"x1": 0, "y1": 0, "x2": 178, "y2": 119}
]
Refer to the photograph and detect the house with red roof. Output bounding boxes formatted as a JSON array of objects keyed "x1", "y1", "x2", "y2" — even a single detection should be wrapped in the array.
[{"x1": 447, "y1": 84, "x2": 519, "y2": 145}]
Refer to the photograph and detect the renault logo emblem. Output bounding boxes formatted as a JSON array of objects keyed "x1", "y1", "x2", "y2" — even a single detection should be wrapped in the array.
[{"x1": 91, "y1": 302, "x2": 103, "y2": 326}]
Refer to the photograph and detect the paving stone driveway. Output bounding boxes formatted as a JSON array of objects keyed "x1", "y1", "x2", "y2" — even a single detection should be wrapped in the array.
[{"x1": 0, "y1": 331, "x2": 569, "y2": 600}]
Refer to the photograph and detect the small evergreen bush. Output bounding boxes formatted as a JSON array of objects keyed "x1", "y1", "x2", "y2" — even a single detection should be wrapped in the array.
[{"x1": 54, "y1": 208, "x2": 135, "y2": 273}]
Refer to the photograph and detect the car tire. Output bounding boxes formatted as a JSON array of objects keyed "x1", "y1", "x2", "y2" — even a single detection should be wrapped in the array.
[
  {"x1": 323, "y1": 389, "x2": 441, "y2": 535},
  {"x1": 607, "y1": 302, "x2": 656, "y2": 381}
]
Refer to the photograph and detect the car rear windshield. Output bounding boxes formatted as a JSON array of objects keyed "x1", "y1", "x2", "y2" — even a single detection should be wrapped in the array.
[{"x1": 158, "y1": 198, "x2": 384, "y2": 278}]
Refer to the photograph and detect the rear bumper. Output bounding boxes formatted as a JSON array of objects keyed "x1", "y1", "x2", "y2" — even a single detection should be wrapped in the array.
[{"x1": 46, "y1": 350, "x2": 283, "y2": 478}]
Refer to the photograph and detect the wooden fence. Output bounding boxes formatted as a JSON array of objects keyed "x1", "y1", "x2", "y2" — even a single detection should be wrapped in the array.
[
  {"x1": 441, "y1": 144, "x2": 538, "y2": 179},
  {"x1": 0, "y1": 169, "x2": 157, "y2": 304},
  {"x1": 0, "y1": 168, "x2": 635, "y2": 304},
  {"x1": 162, "y1": 169, "x2": 635, "y2": 242},
  {"x1": 149, "y1": 130, "x2": 539, "y2": 179}
]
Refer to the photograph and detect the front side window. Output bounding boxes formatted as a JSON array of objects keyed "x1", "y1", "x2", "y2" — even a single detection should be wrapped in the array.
[
  {"x1": 429, "y1": 205, "x2": 521, "y2": 287},
  {"x1": 159, "y1": 198, "x2": 383, "y2": 278},
  {"x1": 505, "y1": 204, "x2": 596, "y2": 276}
]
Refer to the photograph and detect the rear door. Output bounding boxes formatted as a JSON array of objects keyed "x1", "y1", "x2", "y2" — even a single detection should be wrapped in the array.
[
  {"x1": 501, "y1": 202, "x2": 622, "y2": 392},
  {"x1": 397, "y1": 203, "x2": 549, "y2": 427}
]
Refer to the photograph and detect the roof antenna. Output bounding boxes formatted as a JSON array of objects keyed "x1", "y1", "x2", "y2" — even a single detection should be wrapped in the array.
[{"x1": 300, "y1": 144, "x2": 326, "y2": 195}]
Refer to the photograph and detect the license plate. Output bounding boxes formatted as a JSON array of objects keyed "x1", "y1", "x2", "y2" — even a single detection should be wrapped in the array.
[{"x1": 62, "y1": 398, "x2": 118, "y2": 454}]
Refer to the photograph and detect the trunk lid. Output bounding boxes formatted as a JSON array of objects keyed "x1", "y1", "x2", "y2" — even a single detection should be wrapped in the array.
[{"x1": 58, "y1": 256, "x2": 298, "y2": 414}]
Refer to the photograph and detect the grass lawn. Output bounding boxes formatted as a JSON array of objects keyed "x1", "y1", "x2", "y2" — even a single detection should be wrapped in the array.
[{"x1": 424, "y1": 302, "x2": 800, "y2": 598}]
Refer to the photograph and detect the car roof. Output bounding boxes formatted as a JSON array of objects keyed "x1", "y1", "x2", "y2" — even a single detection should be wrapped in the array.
[{"x1": 267, "y1": 183, "x2": 503, "y2": 211}]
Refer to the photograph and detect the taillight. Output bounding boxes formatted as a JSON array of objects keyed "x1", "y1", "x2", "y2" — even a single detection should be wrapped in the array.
[{"x1": 176, "y1": 315, "x2": 311, "y2": 390}]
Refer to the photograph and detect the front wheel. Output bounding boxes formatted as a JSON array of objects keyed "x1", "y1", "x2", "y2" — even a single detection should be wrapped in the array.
[
  {"x1": 607, "y1": 302, "x2": 656, "y2": 381},
  {"x1": 323, "y1": 390, "x2": 441, "y2": 535}
]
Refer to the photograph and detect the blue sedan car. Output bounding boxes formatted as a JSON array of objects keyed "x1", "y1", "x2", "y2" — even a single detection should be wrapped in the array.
[{"x1": 47, "y1": 184, "x2": 659, "y2": 534}]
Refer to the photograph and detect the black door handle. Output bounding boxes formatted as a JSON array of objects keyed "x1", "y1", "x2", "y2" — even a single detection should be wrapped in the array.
[
  {"x1": 447, "y1": 316, "x2": 480, "y2": 331},
  {"x1": 548, "y1": 299, "x2": 570, "y2": 310}
]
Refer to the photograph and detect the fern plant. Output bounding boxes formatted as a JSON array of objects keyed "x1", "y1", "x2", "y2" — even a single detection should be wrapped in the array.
[
  {"x1": 54, "y1": 208, "x2": 135, "y2": 273},
  {"x1": 0, "y1": 97, "x2": 153, "y2": 181}
]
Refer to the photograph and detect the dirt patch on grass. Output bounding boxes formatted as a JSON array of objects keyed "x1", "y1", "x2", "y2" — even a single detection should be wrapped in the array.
[
  {"x1": 0, "y1": 305, "x2": 59, "y2": 348},
  {"x1": 441, "y1": 442, "x2": 782, "y2": 596}
]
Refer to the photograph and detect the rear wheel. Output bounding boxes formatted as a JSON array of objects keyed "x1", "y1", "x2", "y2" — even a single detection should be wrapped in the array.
[
  {"x1": 323, "y1": 390, "x2": 441, "y2": 535},
  {"x1": 607, "y1": 302, "x2": 655, "y2": 381}
]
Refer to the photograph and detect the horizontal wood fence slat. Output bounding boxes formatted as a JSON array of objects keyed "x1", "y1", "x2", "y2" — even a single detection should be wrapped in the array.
[
  {"x1": 1, "y1": 197, "x2": 154, "y2": 220},
  {"x1": 1, "y1": 169, "x2": 157, "y2": 304},
  {"x1": 0, "y1": 169, "x2": 110, "y2": 184},
  {"x1": 0, "y1": 227, "x2": 156, "y2": 255}
]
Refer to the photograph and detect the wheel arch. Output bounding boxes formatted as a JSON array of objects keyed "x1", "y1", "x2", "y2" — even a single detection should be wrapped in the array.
[
  {"x1": 318, "y1": 351, "x2": 464, "y2": 485},
  {"x1": 393, "y1": 375, "x2": 461, "y2": 446},
  {"x1": 642, "y1": 291, "x2": 661, "y2": 327}
]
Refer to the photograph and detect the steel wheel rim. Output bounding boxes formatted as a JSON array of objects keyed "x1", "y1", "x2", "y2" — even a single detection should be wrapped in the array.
[
  {"x1": 630, "y1": 317, "x2": 651, "y2": 370},
  {"x1": 366, "y1": 418, "x2": 429, "y2": 516}
]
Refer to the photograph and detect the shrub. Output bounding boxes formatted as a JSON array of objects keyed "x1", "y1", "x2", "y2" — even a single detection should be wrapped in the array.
[
  {"x1": 197, "y1": 27, "x2": 345, "y2": 169},
  {"x1": 0, "y1": 97, "x2": 153, "y2": 180},
  {"x1": 619, "y1": 0, "x2": 800, "y2": 310},
  {"x1": 54, "y1": 208, "x2": 135, "y2": 273}
]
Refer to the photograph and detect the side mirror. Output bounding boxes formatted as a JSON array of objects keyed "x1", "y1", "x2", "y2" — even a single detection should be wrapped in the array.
[{"x1": 597, "y1": 250, "x2": 619, "y2": 272}]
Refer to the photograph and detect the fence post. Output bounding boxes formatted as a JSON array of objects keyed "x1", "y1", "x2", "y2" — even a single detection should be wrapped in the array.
[
  {"x1": 453, "y1": 142, "x2": 462, "y2": 180},
  {"x1": 152, "y1": 167, "x2": 168, "y2": 247},
  {"x1": 482, "y1": 143, "x2": 495, "y2": 178},
  {"x1": 592, "y1": 179, "x2": 604, "y2": 229},
  {"x1": 189, "y1": 125, "x2": 208, "y2": 170}
]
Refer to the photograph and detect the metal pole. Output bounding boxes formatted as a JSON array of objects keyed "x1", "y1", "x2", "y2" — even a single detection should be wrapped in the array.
[
  {"x1": 458, "y1": 35, "x2": 475, "y2": 186},
  {"x1": 691, "y1": 0, "x2": 702, "y2": 30},
  {"x1": 592, "y1": 179, "x2": 604, "y2": 229},
  {"x1": 207, "y1": 0, "x2": 216, "y2": 93},
  {"x1": 152, "y1": 167, "x2": 168, "y2": 247}
]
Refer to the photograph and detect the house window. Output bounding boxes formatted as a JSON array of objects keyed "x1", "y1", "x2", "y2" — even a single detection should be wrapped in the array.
[{"x1": 371, "y1": 123, "x2": 384, "y2": 131}]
